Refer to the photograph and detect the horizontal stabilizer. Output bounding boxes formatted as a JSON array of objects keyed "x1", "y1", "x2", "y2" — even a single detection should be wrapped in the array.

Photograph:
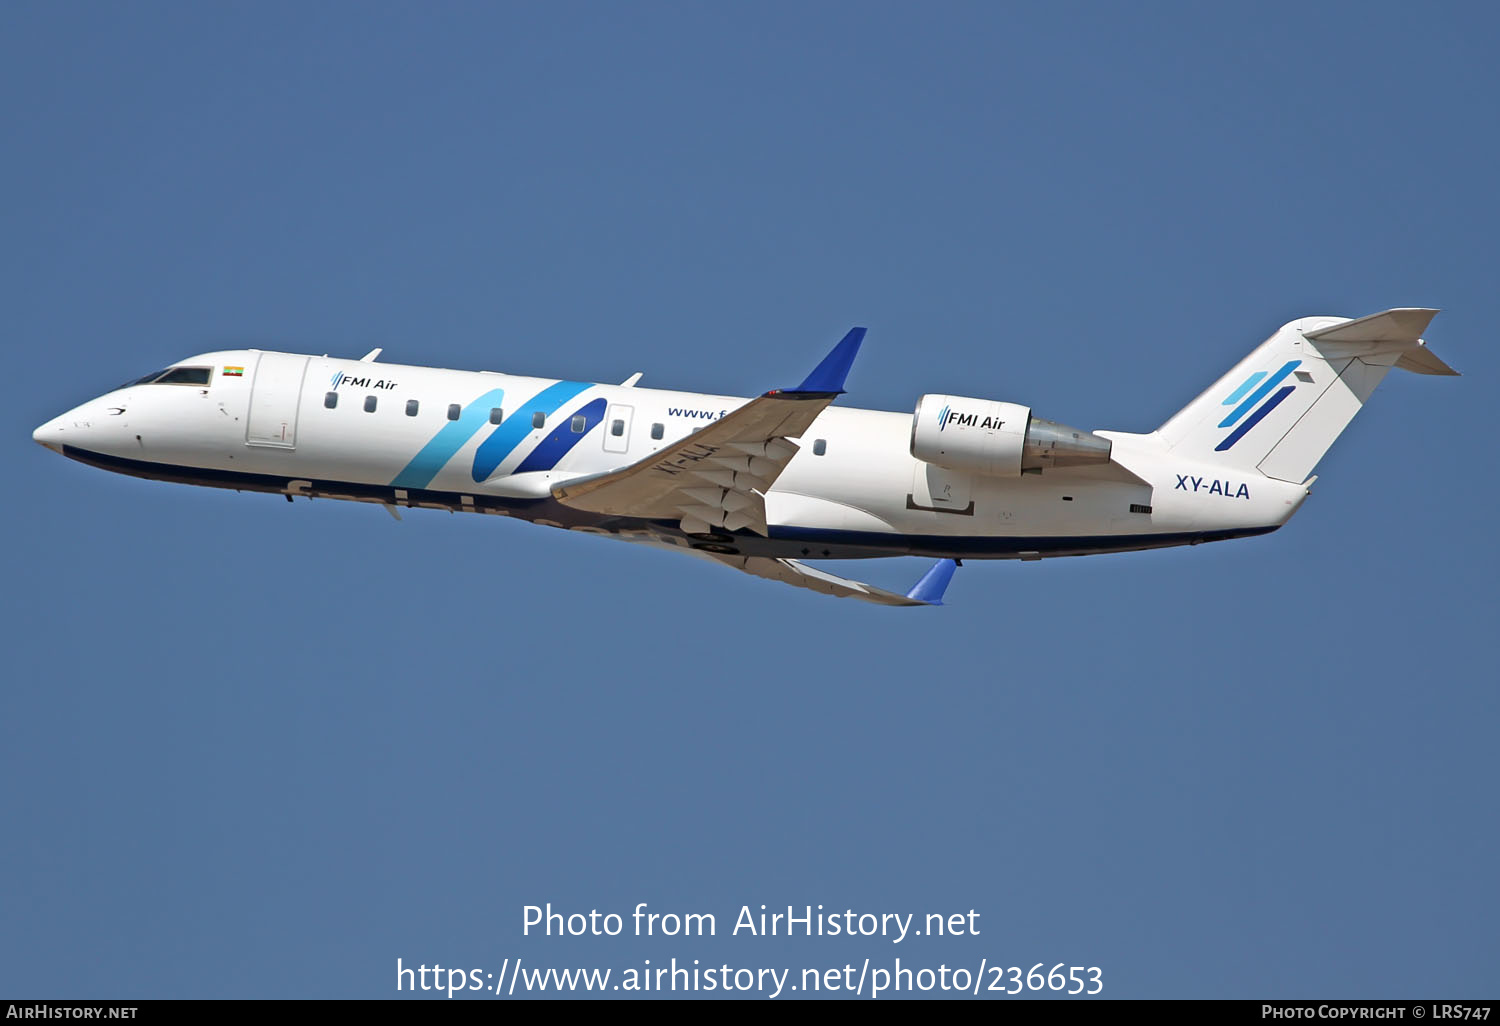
[
  {"x1": 1302, "y1": 307, "x2": 1457, "y2": 376},
  {"x1": 1302, "y1": 308, "x2": 1438, "y2": 344},
  {"x1": 1395, "y1": 340, "x2": 1460, "y2": 376}
]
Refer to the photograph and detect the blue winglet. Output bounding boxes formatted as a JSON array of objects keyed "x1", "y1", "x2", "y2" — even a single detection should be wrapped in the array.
[
  {"x1": 906, "y1": 558, "x2": 958, "y2": 606},
  {"x1": 785, "y1": 327, "x2": 865, "y2": 394}
]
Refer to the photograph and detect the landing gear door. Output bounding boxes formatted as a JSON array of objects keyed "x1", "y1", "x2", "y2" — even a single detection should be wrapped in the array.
[
  {"x1": 603, "y1": 403, "x2": 634, "y2": 454},
  {"x1": 246, "y1": 353, "x2": 309, "y2": 449}
]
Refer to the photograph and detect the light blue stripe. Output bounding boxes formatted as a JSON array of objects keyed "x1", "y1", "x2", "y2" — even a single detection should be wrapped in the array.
[
  {"x1": 1221, "y1": 371, "x2": 1266, "y2": 406},
  {"x1": 471, "y1": 380, "x2": 592, "y2": 482},
  {"x1": 390, "y1": 388, "x2": 506, "y2": 489},
  {"x1": 1218, "y1": 360, "x2": 1301, "y2": 428}
]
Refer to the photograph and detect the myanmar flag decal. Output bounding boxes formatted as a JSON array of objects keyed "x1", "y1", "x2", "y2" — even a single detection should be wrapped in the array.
[{"x1": 222, "y1": 366, "x2": 244, "y2": 376}]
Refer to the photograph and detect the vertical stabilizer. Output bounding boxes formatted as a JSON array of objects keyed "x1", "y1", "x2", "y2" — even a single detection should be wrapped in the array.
[{"x1": 1158, "y1": 309, "x2": 1450, "y2": 483}]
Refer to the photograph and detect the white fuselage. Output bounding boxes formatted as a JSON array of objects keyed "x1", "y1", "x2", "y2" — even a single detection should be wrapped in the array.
[{"x1": 33, "y1": 348, "x2": 1308, "y2": 560}]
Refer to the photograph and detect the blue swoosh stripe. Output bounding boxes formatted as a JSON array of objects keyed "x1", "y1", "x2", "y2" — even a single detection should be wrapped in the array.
[
  {"x1": 1215, "y1": 385, "x2": 1295, "y2": 451},
  {"x1": 390, "y1": 388, "x2": 505, "y2": 489},
  {"x1": 471, "y1": 380, "x2": 592, "y2": 481},
  {"x1": 1222, "y1": 371, "x2": 1266, "y2": 406},
  {"x1": 514, "y1": 397, "x2": 608, "y2": 473},
  {"x1": 1219, "y1": 360, "x2": 1301, "y2": 428}
]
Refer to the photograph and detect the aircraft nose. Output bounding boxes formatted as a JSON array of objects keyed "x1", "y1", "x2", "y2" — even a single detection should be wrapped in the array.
[
  {"x1": 32, "y1": 416, "x2": 66, "y2": 453},
  {"x1": 34, "y1": 396, "x2": 131, "y2": 455}
]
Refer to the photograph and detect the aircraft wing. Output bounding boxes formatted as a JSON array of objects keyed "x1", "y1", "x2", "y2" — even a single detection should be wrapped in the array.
[
  {"x1": 552, "y1": 328, "x2": 864, "y2": 536},
  {"x1": 702, "y1": 553, "x2": 957, "y2": 606}
]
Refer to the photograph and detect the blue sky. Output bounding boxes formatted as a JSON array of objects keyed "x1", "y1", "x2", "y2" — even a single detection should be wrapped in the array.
[{"x1": 3, "y1": 1, "x2": 1496, "y2": 999}]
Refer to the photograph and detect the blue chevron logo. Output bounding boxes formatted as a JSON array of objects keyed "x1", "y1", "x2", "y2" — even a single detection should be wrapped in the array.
[{"x1": 1215, "y1": 360, "x2": 1300, "y2": 452}]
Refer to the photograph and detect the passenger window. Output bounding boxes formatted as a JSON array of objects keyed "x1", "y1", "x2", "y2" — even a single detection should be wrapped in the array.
[
  {"x1": 364, "y1": 395, "x2": 377, "y2": 413},
  {"x1": 571, "y1": 415, "x2": 587, "y2": 433},
  {"x1": 611, "y1": 419, "x2": 625, "y2": 437},
  {"x1": 813, "y1": 438, "x2": 827, "y2": 456},
  {"x1": 447, "y1": 404, "x2": 461, "y2": 421},
  {"x1": 490, "y1": 408, "x2": 504, "y2": 425},
  {"x1": 154, "y1": 366, "x2": 212, "y2": 386},
  {"x1": 651, "y1": 423, "x2": 664, "y2": 440},
  {"x1": 325, "y1": 392, "x2": 338, "y2": 409},
  {"x1": 406, "y1": 399, "x2": 420, "y2": 417},
  {"x1": 532, "y1": 412, "x2": 546, "y2": 429}
]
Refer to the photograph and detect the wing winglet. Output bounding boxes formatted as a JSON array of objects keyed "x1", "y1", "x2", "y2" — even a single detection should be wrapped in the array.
[
  {"x1": 783, "y1": 326, "x2": 865, "y2": 395},
  {"x1": 905, "y1": 558, "x2": 958, "y2": 606}
]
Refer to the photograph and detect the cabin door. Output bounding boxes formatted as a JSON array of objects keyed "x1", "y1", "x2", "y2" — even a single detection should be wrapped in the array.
[
  {"x1": 246, "y1": 353, "x2": 309, "y2": 449},
  {"x1": 603, "y1": 403, "x2": 634, "y2": 454}
]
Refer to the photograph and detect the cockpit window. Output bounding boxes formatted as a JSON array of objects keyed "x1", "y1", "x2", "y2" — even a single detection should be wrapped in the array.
[
  {"x1": 154, "y1": 366, "x2": 212, "y2": 385},
  {"x1": 125, "y1": 366, "x2": 212, "y2": 387},
  {"x1": 124, "y1": 368, "x2": 171, "y2": 387}
]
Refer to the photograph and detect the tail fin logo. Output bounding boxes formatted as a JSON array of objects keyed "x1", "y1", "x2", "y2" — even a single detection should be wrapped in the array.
[
  {"x1": 1214, "y1": 360, "x2": 1301, "y2": 452},
  {"x1": 937, "y1": 404, "x2": 952, "y2": 431}
]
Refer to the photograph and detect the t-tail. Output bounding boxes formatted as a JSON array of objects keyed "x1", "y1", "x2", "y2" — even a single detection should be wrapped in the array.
[{"x1": 1156, "y1": 308, "x2": 1457, "y2": 483}]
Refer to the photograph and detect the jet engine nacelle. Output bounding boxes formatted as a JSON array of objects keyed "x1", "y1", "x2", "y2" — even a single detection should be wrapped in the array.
[{"x1": 910, "y1": 394, "x2": 1113, "y2": 476}]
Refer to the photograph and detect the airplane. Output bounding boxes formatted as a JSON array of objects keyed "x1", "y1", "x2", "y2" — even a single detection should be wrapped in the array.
[{"x1": 32, "y1": 308, "x2": 1456, "y2": 606}]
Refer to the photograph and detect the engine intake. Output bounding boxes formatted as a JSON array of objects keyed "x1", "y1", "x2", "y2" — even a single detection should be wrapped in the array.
[{"x1": 910, "y1": 394, "x2": 1112, "y2": 477}]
